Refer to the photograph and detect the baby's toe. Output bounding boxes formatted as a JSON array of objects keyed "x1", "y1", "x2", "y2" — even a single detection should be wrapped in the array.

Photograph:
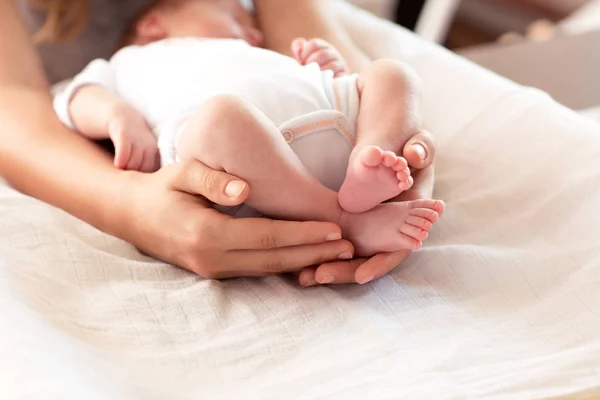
[
  {"x1": 393, "y1": 156, "x2": 409, "y2": 171},
  {"x1": 382, "y1": 151, "x2": 398, "y2": 168},
  {"x1": 406, "y1": 216, "x2": 434, "y2": 231},
  {"x1": 410, "y1": 208, "x2": 440, "y2": 223},
  {"x1": 359, "y1": 146, "x2": 384, "y2": 167},
  {"x1": 400, "y1": 224, "x2": 429, "y2": 241},
  {"x1": 432, "y1": 200, "x2": 446, "y2": 215},
  {"x1": 398, "y1": 175, "x2": 414, "y2": 191},
  {"x1": 396, "y1": 167, "x2": 411, "y2": 181},
  {"x1": 417, "y1": 199, "x2": 446, "y2": 215},
  {"x1": 399, "y1": 235, "x2": 423, "y2": 250}
]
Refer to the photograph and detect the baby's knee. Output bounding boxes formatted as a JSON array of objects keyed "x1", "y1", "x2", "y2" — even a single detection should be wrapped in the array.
[
  {"x1": 197, "y1": 95, "x2": 252, "y2": 128},
  {"x1": 185, "y1": 95, "x2": 257, "y2": 141},
  {"x1": 365, "y1": 59, "x2": 422, "y2": 92}
]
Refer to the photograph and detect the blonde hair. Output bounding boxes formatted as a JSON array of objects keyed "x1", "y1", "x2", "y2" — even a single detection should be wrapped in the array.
[
  {"x1": 119, "y1": 0, "x2": 188, "y2": 48},
  {"x1": 31, "y1": 0, "x2": 186, "y2": 44},
  {"x1": 29, "y1": 0, "x2": 89, "y2": 43}
]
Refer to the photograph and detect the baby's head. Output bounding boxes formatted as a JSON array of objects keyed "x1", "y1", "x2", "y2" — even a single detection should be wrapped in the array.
[{"x1": 122, "y1": 0, "x2": 263, "y2": 47}]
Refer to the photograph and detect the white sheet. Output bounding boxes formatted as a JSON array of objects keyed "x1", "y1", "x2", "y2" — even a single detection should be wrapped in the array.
[
  {"x1": 580, "y1": 105, "x2": 600, "y2": 122},
  {"x1": 559, "y1": 0, "x2": 600, "y2": 35},
  {"x1": 2, "y1": 3, "x2": 600, "y2": 399}
]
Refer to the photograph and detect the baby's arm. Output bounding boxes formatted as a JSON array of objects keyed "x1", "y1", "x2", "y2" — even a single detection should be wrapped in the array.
[
  {"x1": 54, "y1": 60, "x2": 159, "y2": 172},
  {"x1": 67, "y1": 84, "x2": 127, "y2": 139},
  {"x1": 291, "y1": 38, "x2": 350, "y2": 77}
]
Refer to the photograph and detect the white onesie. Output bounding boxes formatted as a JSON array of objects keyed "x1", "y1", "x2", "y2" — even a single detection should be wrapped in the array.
[{"x1": 54, "y1": 38, "x2": 360, "y2": 206}]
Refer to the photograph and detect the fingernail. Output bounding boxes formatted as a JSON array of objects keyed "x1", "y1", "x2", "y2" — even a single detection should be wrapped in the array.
[
  {"x1": 305, "y1": 279, "x2": 318, "y2": 287},
  {"x1": 225, "y1": 180, "x2": 246, "y2": 198},
  {"x1": 358, "y1": 275, "x2": 375, "y2": 285},
  {"x1": 412, "y1": 144, "x2": 427, "y2": 161},
  {"x1": 319, "y1": 276, "x2": 335, "y2": 284},
  {"x1": 326, "y1": 233, "x2": 342, "y2": 241},
  {"x1": 338, "y1": 251, "x2": 353, "y2": 260}
]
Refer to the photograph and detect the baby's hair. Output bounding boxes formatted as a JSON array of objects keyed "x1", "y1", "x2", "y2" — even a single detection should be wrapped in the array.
[
  {"x1": 118, "y1": 0, "x2": 190, "y2": 49},
  {"x1": 118, "y1": 0, "x2": 163, "y2": 49}
]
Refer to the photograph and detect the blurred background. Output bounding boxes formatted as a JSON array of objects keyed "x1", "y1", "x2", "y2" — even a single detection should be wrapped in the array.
[
  {"x1": 348, "y1": 0, "x2": 600, "y2": 116},
  {"x1": 350, "y1": 0, "x2": 598, "y2": 47}
]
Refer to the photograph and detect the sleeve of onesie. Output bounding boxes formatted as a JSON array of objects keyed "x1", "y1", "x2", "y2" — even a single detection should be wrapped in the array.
[{"x1": 53, "y1": 58, "x2": 116, "y2": 131}]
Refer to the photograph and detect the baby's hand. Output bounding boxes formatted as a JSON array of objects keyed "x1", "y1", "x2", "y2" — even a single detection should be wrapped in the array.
[
  {"x1": 291, "y1": 38, "x2": 350, "y2": 78},
  {"x1": 108, "y1": 104, "x2": 160, "y2": 173}
]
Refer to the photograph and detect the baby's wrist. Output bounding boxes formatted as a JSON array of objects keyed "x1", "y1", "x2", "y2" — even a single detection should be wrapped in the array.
[
  {"x1": 108, "y1": 101, "x2": 135, "y2": 121},
  {"x1": 107, "y1": 101, "x2": 139, "y2": 136}
]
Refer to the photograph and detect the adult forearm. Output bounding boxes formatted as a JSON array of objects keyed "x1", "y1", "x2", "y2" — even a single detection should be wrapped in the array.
[
  {"x1": 255, "y1": 0, "x2": 371, "y2": 73},
  {"x1": 0, "y1": 1, "x2": 47, "y2": 90},
  {"x1": 0, "y1": 1, "x2": 129, "y2": 234},
  {"x1": 0, "y1": 89, "x2": 129, "y2": 233}
]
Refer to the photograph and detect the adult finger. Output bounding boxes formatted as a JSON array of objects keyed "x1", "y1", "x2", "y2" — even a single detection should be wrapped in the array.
[
  {"x1": 168, "y1": 159, "x2": 249, "y2": 206},
  {"x1": 298, "y1": 266, "x2": 319, "y2": 287},
  {"x1": 354, "y1": 250, "x2": 412, "y2": 285},
  {"x1": 222, "y1": 240, "x2": 355, "y2": 278},
  {"x1": 221, "y1": 218, "x2": 345, "y2": 250},
  {"x1": 402, "y1": 129, "x2": 436, "y2": 170},
  {"x1": 312, "y1": 258, "x2": 368, "y2": 285}
]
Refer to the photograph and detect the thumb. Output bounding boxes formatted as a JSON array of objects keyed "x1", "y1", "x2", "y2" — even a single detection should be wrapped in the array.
[
  {"x1": 169, "y1": 159, "x2": 249, "y2": 206},
  {"x1": 402, "y1": 129, "x2": 436, "y2": 170}
]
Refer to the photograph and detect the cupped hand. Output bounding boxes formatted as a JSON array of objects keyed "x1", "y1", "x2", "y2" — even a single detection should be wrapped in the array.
[
  {"x1": 297, "y1": 130, "x2": 440, "y2": 287},
  {"x1": 117, "y1": 159, "x2": 355, "y2": 279}
]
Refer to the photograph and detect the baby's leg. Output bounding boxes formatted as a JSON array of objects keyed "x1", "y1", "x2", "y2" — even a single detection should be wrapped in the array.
[
  {"x1": 176, "y1": 95, "x2": 341, "y2": 223},
  {"x1": 175, "y1": 95, "x2": 443, "y2": 256},
  {"x1": 338, "y1": 59, "x2": 424, "y2": 213}
]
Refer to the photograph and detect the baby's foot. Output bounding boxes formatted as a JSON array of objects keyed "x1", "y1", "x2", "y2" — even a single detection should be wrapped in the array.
[
  {"x1": 339, "y1": 199, "x2": 445, "y2": 257},
  {"x1": 338, "y1": 145, "x2": 413, "y2": 213}
]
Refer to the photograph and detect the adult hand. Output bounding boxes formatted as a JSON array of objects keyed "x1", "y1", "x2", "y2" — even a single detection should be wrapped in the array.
[
  {"x1": 402, "y1": 129, "x2": 436, "y2": 171},
  {"x1": 118, "y1": 159, "x2": 355, "y2": 279},
  {"x1": 297, "y1": 130, "x2": 439, "y2": 287}
]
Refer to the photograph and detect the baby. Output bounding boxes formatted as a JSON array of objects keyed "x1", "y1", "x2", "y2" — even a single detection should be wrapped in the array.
[{"x1": 53, "y1": 0, "x2": 444, "y2": 257}]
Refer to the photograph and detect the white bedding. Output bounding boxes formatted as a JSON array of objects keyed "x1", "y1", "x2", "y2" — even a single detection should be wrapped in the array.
[
  {"x1": 581, "y1": 105, "x2": 600, "y2": 122},
  {"x1": 2, "y1": 3, "x2": 600, "y2": 399}
]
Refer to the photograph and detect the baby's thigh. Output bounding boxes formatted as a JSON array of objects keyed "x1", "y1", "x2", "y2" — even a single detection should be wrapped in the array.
[
  {"x1": 162, "y1": 95, "x2": 275, "y2": 166},
  {"x1": 177, "y1": 96, "x2": 261, "y2": 153}
]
